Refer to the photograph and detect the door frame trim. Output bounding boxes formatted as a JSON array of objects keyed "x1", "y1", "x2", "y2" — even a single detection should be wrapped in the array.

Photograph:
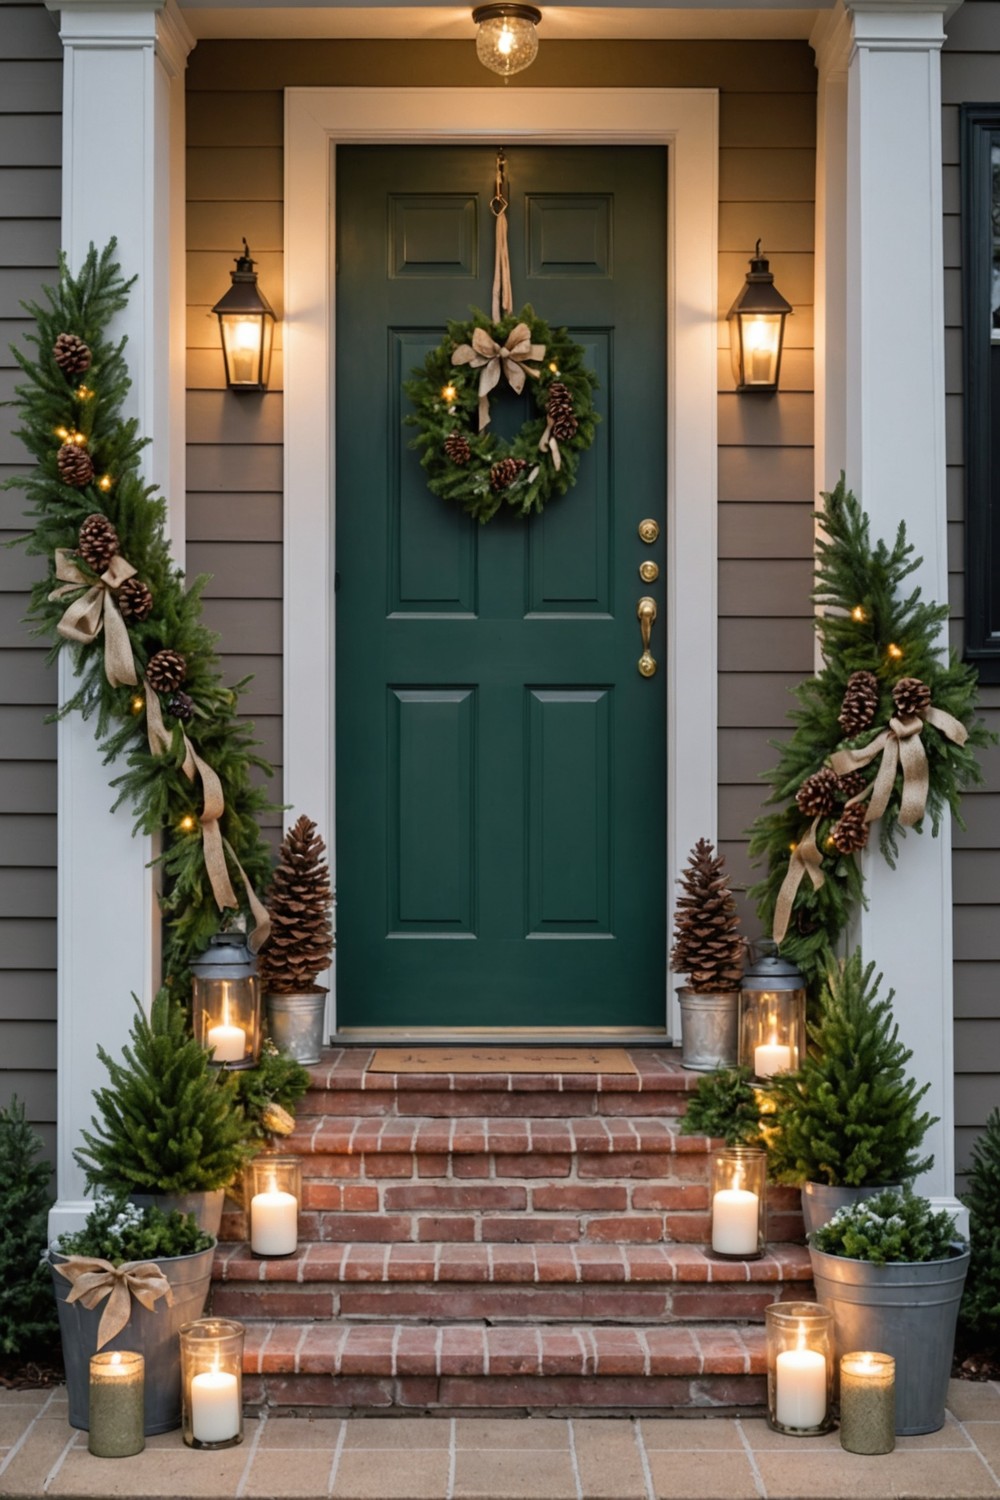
[{"x1": 283, "y1": 87, "x2": 720, "y2": 1037}]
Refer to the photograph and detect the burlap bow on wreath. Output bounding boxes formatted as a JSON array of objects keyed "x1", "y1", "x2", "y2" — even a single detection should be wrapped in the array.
[
  {"x1": 451, "y1": 322, "x2": 546, "y2": 432},
  {"x1": 48, "y1": 547, "x2": 138, "y2": 689},
  {"x1": 54, "y1": 1255, "x2": 173, "y2": 1350}
]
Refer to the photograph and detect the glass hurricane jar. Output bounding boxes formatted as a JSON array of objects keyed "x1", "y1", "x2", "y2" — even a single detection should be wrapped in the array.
[
  {"x1": 710, "y1": 1146, "x2": 766, "y2": 1258},
  {"x1": 245, "y1": 1152, "x2": 302, "y2": 1257},
  {"x1": 766, "y1": 1302, "x2": 835, "y2": 1436},
  {"x1": 180, "y1": 1318, "x2": 245, "y2": 1450}
]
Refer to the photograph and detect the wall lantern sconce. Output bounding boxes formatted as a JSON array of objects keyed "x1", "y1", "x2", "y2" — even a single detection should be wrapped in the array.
[
  {"x1": 727, "y1": 241, "x2": 792, "y2": 393},
  {"x1": 473, "y1": 4, "x2": 541, "y2": 77},
  {"x1": 191, "y1": 932, "x2": 262, "y2": 1070},
  {"x1": 212, "y1": 240, "x2": 275, "y2": 392}
]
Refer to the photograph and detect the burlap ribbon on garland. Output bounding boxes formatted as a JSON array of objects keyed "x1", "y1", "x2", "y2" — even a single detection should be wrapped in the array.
[
  {"x1": 451, "y1": 323, "x2": 546, "y2": 432},
  {"x1": 145, "y1": 688, "x2": 270, "y2": 952},
  {"x1": 53, "y1": 1255, "x2": 173, "y2": 1350},
  {"x1": 772, "y1": 816, "x2": 825, "y2": 947},
  {"x1": 49, "y1": 548, "x2": 138, "y2": 689}
]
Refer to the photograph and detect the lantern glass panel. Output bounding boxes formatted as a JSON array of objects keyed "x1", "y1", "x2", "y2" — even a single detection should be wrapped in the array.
[
  {"x1": 219, "y1": 312, "x2": 273, "y2": 390},
  {"x1": 246, "y1": 1153, "x2": 302, "y2": 1258},
  {"x1": 739, "y1": 983, "x2": 806, "y2": 1081},
  {"x1": 710, "y1": 1146, "x2": 767, "y2": 1259},
  {"x1": 766, "y1": 1301, "x2": 834, "y2": 1435},
  {"x1": 731, "y1": 311, "x2": 785, "y2": 389},
  {"x1": 180, "y1": 1319, "x2": 245, "y2": 1450}
]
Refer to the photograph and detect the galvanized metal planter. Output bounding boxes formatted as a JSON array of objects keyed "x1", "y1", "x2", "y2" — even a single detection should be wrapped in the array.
[
  {"x1": 676, "y1": 987, "x2": 739, "y2": 1072},
  {"x1": 265, "y1": 990, "x2": 328, "y2": 1066}
]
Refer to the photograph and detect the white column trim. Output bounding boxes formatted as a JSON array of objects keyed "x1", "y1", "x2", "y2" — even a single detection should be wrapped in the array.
[{"x1": 283, "y1": 87, "x2": 719, "y2": 1039}]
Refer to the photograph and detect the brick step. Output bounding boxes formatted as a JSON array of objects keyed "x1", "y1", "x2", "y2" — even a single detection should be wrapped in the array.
[
  {"x1": 240, "y1": 1321, "x2": 767, "y2": 1414},
  {"x1": 301, "y1": 1047, "x2": 696, "y2": 1119},
  {"x1": 211, "y1": 1240, "x2": 813, "y2": 1323}
]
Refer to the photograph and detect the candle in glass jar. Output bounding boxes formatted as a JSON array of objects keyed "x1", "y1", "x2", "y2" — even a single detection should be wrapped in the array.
[
  {"x1": 88, "y1": 1351, "x2": 145, "y2": 1458},
  {"x1": 250, "y1": 1179, "x2": 298, "y2": 1256},
  {"x1": 206, "y1": 982, "x2": 245, "y2": 1063},
  {"x1": 775, "y1": 1340, "x2": 827, "y2": 1430},
  {"x1": 840, "y1": 1351, "x2": 895, "y2": 1454},
  {"x1": 711, "y1": 1185, "x2": 760, "y2": 1255},
  {"x1": 754, "y1": 1038, "x2": 792, "y2": 1078},
  {"x1": 190, "y1": 1366, "x2": 240, "y2": 1445}
]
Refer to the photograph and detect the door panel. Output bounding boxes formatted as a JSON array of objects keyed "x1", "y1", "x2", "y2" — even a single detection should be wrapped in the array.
[{"x1": 336, "y1": 146, "x2": 667, "y2": 1030}]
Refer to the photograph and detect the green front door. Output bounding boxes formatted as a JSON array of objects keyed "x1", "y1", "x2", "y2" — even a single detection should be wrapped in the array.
[{"x1": 336, "y1": 146, "x2": 666, "y2": 1030}]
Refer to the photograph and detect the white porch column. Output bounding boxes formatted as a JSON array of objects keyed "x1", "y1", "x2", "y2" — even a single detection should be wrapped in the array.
[
  {"x1": 46, "y1": 0, "x2": 192, "y2": 1235},
  {"x1": 820, "y1": 0, "x2": 961, "y2": 1211}
]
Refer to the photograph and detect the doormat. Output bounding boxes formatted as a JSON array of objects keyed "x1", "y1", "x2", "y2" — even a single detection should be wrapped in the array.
[{"x1": 367, "y1": 1046, "x2": 638, "y2": 1075}]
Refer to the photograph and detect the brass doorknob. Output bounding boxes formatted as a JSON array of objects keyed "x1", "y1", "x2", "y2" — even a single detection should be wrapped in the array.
[{"x1": 637, "y1": 595, "x2": 657, "y2": 677}]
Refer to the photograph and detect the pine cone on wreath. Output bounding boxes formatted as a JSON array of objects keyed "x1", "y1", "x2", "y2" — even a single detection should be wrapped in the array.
[
  {"x1": 795, "y1": 766, "x2": 839, "y2": 819},
  {"x1": 257, "y1": 815, "x2": 334, "y2": 994},
  {"x1": 835, "y1": 769, "x2": 868, "y2": 802},
  {"x1": 547, "y1": 381, "x2": 579, "y2": 442},
  {"x1": 117, "y1": 577, "x2": 154, "y2": 623},
  {"x1": 77, "y1": 513, "x2": 119, "y2": 574},
  {"x1": 832, "y1": 802, "x2": 870, "y2": 855},
  {"x1": 52, "y1": 333, "x2": 92, "y2": 377},
  {"x1": 166, "y1": 690, "x2": 196, "y2": 724},
  {"x1": 838, "y1": 669, "x2": 880, "y2": 737},
  {"x1": 57, "y1": 441, "x2": 94, "y2": 489},
  {"x1": 489, "y1": 457, "x2": 528, "y2": 493},
  {"x1": 145, "y1": 649, "x2": 187, "y2": 694},
  {"x1": 892, "y1": 676, "x2": 932, "y2": 718},
  {"x1": 669, "y1": 837, "x2": 744, "y2": 993},
  {"x1": 443, "y1": 432, "x2": 471, "y2": 466}
]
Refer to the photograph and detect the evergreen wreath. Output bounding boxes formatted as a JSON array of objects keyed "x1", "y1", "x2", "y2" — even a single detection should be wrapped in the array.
[
  {"x1": 748, "y1": 479, "x2": 992, "y2": 987},
  {"x1": 4, "y1": 240, "x2": 276, "y2": 989},
  {"x1": 404, "y1": 304, "x2": 599, "y2": 524}
]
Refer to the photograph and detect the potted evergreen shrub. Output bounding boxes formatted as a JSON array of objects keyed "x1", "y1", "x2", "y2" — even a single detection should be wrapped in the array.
[
  {"x1": 0, "y1": 1097, "x2": 59, "y2": 1363},
  {"x1": 259, "y1": 815, "x2": 335, "y2": 1065},
  {"x1": 766, "y1": 951, "x2": 935, "y2": 1234},
  {"x1": 809, "y1": 1188, "x2": 969, "y2": 1434},
  {"x1": 670, "y1": 839, "x2": 745, "y2": 1070},
  {"x1": 74, "y1": 992, "x2": 253, "y2": 1236},
  {"x1": 958, "y1": 1106, "x2": 1000, "y2": 1357}
]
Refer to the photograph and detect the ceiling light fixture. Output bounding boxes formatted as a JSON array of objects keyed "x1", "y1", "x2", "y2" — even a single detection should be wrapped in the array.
[{"x1": 472, "y1": 4, "x2": 542, "y2": 78}]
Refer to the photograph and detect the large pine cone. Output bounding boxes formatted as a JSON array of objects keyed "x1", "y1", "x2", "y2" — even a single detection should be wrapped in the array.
[
  {"x1": 117, "y1": 577, "x2": 153, "y2": 622},
  {"x1": 53, "y1": 333, "x2": 92, "y2": 377},
  {"x1": 835, "y1": 769, "x2": 868, "y2": 803},
  {"x1": 838, "y1": 670, "x2": 880, "y2": 737},
  {"x1": 145, "y1": 649, "x2": 187, "y2": 694},
  {"x1": 795, "y1": 766, "x2": 839, "y2": 819},
  {"x1": 257, "y1": 814, "x2": 334, "y2": 993},
  {"x1": 443, "y1": 432, "x2": 471, "y2": 466},
  {"x1": 669, "y1": 837, "x2": 744, "y2": 992},
  {"x1": 57, "y1": 442, "x2": 94, "y2": 488},
  {"x1": 489, "y1": 457, "x2": 528, "y2": 493},
  {"x1": 547, "y1": 381, "x2": 578, "y2": 442},
  {"x1": 892, "y1": 676, "x2": 932, "y2": 718},
  {"x1": 832, "y1": 802, "x2": 870, "y2": 854},
  {"x1": 77, "y1": 513, "x2": 119, "y2": 574}
]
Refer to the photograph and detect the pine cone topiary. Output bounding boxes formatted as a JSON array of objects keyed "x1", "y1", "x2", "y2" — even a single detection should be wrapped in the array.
[
  {"x1": 547, "y1": 381, "x2": 578, "y2": 442},
  {"x1": 145, "y1": 649, "x2": 186, "y2": 694},
  {"x1": 52, "y1": 333, "x2": 92, "y2": 377},
  {"x1": 444, "y1": 432, "x2": 471, "y2": 466},
  {"x1": 832, "y1": 802, "x2": 870, "y2": 854},
  {"x1": 835, "y1": 769, "x2": 868, "y2": 802},
  {"x1": 892, "y1": 676, "x2": 932, "y2": 718},
  {"x1": 117, "y1": 577, "x2": 153, "y2": 622},
  {"x1": 257, "y1": 815, "x2": 335, "y2": 994},
  {"x1": 838, "y1": 670, "x2": 880, "y2": 737},
  {"x1": 669, "y1": 837, "x2": 744, "y2": 993},
  {"x1": 489, "y1": 457, "x2": 528, "y2": 492},
  {"x1": 795, "y1": 766, "x2": 839, "y2": 819},
  {"x1": 57, "y1": 441, "x2": 94, "y2": 488},
  {"x1": 77, "y1": 513, "x2": 119, "y2": 574},
  {"x1": 166, "y1": 691, "x2": 195, "y2": 724}
]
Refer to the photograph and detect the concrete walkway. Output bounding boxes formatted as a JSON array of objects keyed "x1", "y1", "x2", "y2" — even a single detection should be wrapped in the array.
[{"x1": 2, "y1": 1380, "x2": 1000, "y2": 1500}]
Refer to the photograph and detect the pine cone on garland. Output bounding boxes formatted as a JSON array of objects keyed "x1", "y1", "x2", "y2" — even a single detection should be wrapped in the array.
[
  {"x1": 77, "y1": 513, "x2": 119, "y2": 574},
  {"x1": 832, "y1": 802, "x2": 870, "y2": 854},
  {"x1": 257, "y1": 815, "x2": 335, "y2": 994},
  {"x1": 166, "y1": 690, "x2": 196, "y2": 724},
  {"x1": 145, "y1": 649, "x2": 187, "y2": 694},
  {"x1": 669, "y1": 837, "x2": 744, "y2": 993},
  {"x1": 892, "y1": 676, "x2": 932, "y2": 718},
  {"x1": 57, "y1": 441, "x2": 94, "y2": 489},
  {"x1": 795, "y1": 766, "x2": 839, "y2": 819},
  {"x1": 52, "y1": 332, "x2": 92, "y2": 377},
  {"x1": 838, "y1": 669, "x2": 880, "y2": 737},
  {"x1": 489, "y1": 457, "x2": 528, "y2": 493},
  {"x1": 117, "y1": 577, "x2": 153, "y2": 622},
  {"x1": 835, "y1": 769, "x2": 868, "y2": 802},
  {"x1": 546, "y1": 381, "x2": 578, "y2": 442},
  {"x1": 443, "y1": 432, "x2": 471, "y2": 466}
]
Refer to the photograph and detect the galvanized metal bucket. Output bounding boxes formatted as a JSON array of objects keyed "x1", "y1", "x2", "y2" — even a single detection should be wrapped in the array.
[
  {"x1": 676, "y1": 987, "x2": 739, "y2": 1072},
  {"x1": 265, "y1": 990, "x2": 328, "y2": 1066},
  {"x1": 809, "y1": 1243, "x2": 970, "y2": 1435},
  {"x1": 129, "y1": 1189, "x2": 225, "y2": 1239}
]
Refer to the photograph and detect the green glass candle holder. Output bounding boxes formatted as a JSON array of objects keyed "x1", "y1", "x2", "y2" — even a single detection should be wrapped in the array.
[{"x1": 88, "y1": 1351, "x2": 145, "y2": 1458}]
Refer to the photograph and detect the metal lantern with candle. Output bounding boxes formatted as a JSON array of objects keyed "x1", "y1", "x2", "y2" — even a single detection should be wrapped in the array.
[
  {"x1": 191, "y1": 932, "x2": 261, "y2": 1070},
  {"x1": 212, "y1": 241, "x2": 275, "y2": 392},
  {"x1": 710, "y1": 1146, "x2": 766, "y2": 1259},
  {"x1": 840, "y1": 1351, "x2": 895, "y2": 1455},
  {"x1": 766, "y1": 1301, "x2": 835, "y2": 1435},
  {"x1": 727, "y1": 241, "x2": 792, "y2": 393},
  {"x1": 88, "y1": 1351, "x2": 145, "y2": 1458},
  {"x1": 179, "y1": 1318, "x2": 245, "y2": 1449},
  {"x1": 246, "y1": 1152, "x2": 301, "y2": 1257},
  {"x1": 739, "y1": 948, "x2": 807, "y2": 1084}
]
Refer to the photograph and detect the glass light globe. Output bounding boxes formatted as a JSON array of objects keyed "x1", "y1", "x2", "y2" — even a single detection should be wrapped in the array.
[{"x1": 473, "y1": 5, "x2": 541, "y2": 78}]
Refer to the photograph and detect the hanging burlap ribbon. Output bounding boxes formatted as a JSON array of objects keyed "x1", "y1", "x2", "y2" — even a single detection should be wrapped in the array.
[
  {"x1": 530, "y1": 417, "x2": 563, "y2": 483},
  {"x1": 49, "y1": 548, "x2": 138, "y2": 689},
  {"x1": 491, "y1": 149, "x2": 514, "y2": 323},
  {"x1": 829, "y1": 703, "x2": 969, "y2": 829},
  {"x1": 451, "y1": 323, "x2": 546, "y2": 432},
  {"x1": 772, "y1": 816, "x2": 825, "y2": 947},
  {"x1": 54, "y1": 1255, "x2": 173, "y2": 1351},
  {"x1": 145, "y1": 687, "x2": 271, "y2": 952}
]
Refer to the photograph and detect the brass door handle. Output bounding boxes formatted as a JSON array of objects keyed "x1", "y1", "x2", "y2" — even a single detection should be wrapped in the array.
[{"x1": 637, "y1": 595, "x2": 657, "y2": 677}]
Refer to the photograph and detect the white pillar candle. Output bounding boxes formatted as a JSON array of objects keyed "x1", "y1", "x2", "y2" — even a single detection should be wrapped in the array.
[
  {"x1": 206, "y1": 1022, "x2": 246, "y2": 1063},
  {"x1": 250, "y1": 1188, "x2": 298, "y2": 1255},
  {"x1": 776, "y1": 1347, "x2": 827, "y2": 1430},
  {"x1": 711, "y1": 1187, "x2": 760, "y2": 1255},
  {"x1": 190, "y1": 1369, "x2": 240, "y2": 1445},
  {"x1": 754, "y1": 1041, "x2": 792, "y2": 1078}
]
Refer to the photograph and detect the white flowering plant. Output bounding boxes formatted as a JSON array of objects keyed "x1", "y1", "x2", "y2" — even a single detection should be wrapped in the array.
[
  {"x1": 811, "y1": 1186, "x2": 963, "y2": 1265},
  {"x1": 56, "y1": 1192, "x2": 213, "y2": 1265}
]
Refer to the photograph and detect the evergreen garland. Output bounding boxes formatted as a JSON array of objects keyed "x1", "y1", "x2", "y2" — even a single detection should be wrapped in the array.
[
  {"x1": 4, "y1": 241, "x2": 276, "y2": 988},
  {"x1": 748, "y1": 479, "x2": 992, "y2": 985},
  {"x1": 960, "y1": 1108, "x2": 1000, "y2": 1341},
  {"x1": 0, "y1": 1098, "x2": 59, "y2": 1358}
]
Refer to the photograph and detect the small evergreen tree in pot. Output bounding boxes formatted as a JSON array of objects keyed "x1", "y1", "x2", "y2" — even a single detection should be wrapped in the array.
[
  {"x1": 670, "y1": 839, "x2": 745, "y2": 1070},
  {"x1": 258, "y1": 815, "x2": 335, "y2": 1064}
]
